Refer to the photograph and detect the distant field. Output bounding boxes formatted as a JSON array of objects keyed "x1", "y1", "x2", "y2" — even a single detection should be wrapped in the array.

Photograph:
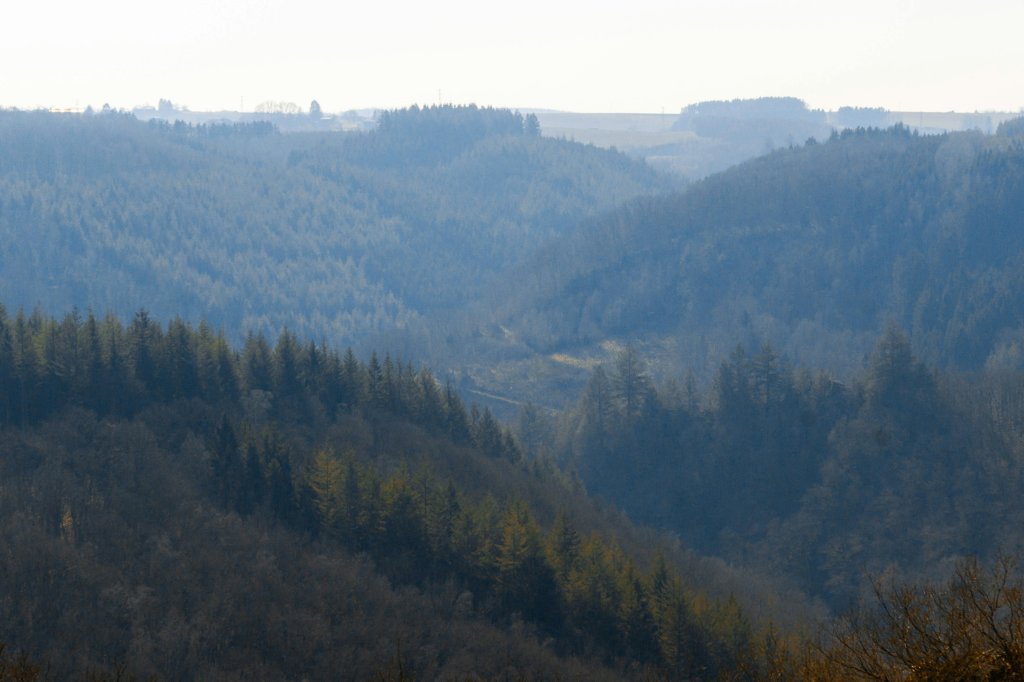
[
  {"x1": 884, "y1": 110, "x2": 1020, "y2": 134},
  {"x1": 534, "y1": 109, "x2": 1021, "y2": 137},
  {"x1": 528, "y1": 110, "x2": 678, "y2": 133},
  {"x1": 530, "y1": 108, "x2": 1023, "y2": 180},
  {"x1": 541, "y1": 126, "x2": 698, "y2": 151}
]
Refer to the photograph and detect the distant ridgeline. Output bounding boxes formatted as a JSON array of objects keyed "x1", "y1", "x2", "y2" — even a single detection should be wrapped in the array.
[
  {"x1": 673, "y1": 96, "x2": 1016, "y2": 140},
  {"x1": 491, "y1": 120, "x2": 1024, "y2": 377},
  {"x1": 370, "y1": 104, "x2": 542, "y2": 164},
  {"x1": 674, "y1": 98, "x2": 895, "y2": 130},
  {"x1": 675, "y1": 96, "x2": 826, "y2": 127},
  {"x1": 672, "y1": 97, "x2": 832, "y2": 149},
  {"x1": 0, "y1": 106, "x2": 668, "y2": 351}
]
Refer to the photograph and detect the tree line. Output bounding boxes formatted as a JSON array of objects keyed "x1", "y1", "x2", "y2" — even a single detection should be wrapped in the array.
[
  {"x1": 536, "y1": 327, "x2": 1024, "y2": 611},
  {"x1": 7, "y1": 304, "x2": 1024, "y2": 678},
  {"x1": 0, "y1": 304, "x2": 762, "y2": 679},
  {"x1": 490, "y1": 125, "x2": 1024, "y2": 384},
  {"x1": 0, "y1": 106, "x2": 668, "y2": 356}
]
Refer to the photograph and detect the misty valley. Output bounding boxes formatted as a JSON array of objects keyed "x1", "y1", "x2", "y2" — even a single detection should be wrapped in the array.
[{"x1": 3, "y1": 101, "x2": 1024, "y2": 679}]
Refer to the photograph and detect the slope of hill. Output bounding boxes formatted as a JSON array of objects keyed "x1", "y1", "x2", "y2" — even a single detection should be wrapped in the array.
[
  {"x1": 0, "y1": 107, "x2": 672, "y2": 351},
  {"x1": 485, "y1": 123, "x2": 1024, "y2": 395},
  {"x1": 0, "y1": 305, "x2": 818, "y2": 679},
  {"x1": 540, "y1": 332, "x2": 1024, "y2": 610},
  {"x1": 534, "y1": 99, "x2": 1020, "y2": 181}
]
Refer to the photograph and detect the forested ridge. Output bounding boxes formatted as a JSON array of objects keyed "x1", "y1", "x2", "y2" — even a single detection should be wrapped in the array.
[
  {"x1": 7, "y1": 105, "x2": 1024, "y2": 680},
  {"x1": 0, "y1": 106, "x2": 669, "y2": 351},
  {"x1": 533, "y1": 330, "x2": 1024, "y2": 613},
  {"x1": 488, "y1": 122, "x2": 1024, "y2": 390},
  {"x1": 0, "y1": 306, "x2": 794, "y2": 680},
  {"x1": 8, "y1": 306, "x2": 1024, "y2": 679}
]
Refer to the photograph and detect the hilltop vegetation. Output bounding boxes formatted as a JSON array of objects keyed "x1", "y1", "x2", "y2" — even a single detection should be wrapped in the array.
[
  {"x1": 0, "y1": 106, "x2": 669, "y2": 349},
  {"x1": 488, "y1": 124, "x2": 1024, "y2": 387},
  {"x1": 0, "y1": 305, "x2": 801, "y2": 679},
  {"x1": 6, "y1": 102, "x2": 1024, "y2": 678},
  {"x1": 525, "y1": 330, "x2": 1024, "y2": 612}
]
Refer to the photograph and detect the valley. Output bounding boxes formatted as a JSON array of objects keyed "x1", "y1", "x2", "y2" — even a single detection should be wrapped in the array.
[{"x1": 3, "y1": 102, "x2": 1024, "y2": 679}]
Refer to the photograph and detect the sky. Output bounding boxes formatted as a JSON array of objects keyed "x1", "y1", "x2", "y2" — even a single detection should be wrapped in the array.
[{"x1": 2, "y1": 0, "x2": 1022, "y2": 114}]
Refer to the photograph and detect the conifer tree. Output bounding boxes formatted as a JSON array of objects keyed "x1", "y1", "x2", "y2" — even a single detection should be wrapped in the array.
[
  {"x1": 12, "y1": 312, "x2": 38, "y2": 425},
  {"x1": 211, "y1": 416, "x2": 242, "y2": 509},
  {"x1": 80, "y1": 313, "x2": 104, "y2": 408},
  {"x1": 444, "y1": 381, "x2": 470, "y2": 443},
  {"x1": 164, "y1": 317, "x2": 198, "y2": 399},
  {"x1": 128, "y1": 309, "x2": 158, "y2": 393},
  {"x1": 242, "y1": 333, "x2": 274, "y2": 392},
  {"x1": 611, "y1": 345, "x2": 653, "y2": 421},
  {"x1": 367, "y1": 351, "x2": 385, "y2": 407},
  {"x1": 0, "y1": 306, "x2": 13, "y2": 425},
  {"x1": 546, "y1": 511, "x2": 581, "y2": 584},
  {"x1": 340, "y1": 347, "x2": 365, "y2": 409},
  {"x1": 307, "y1": 449, "x2": 343, "y2": 536}
]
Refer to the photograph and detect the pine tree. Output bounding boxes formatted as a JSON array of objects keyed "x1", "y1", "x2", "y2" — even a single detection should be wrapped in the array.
[
  {"x1": 213, "y1": 332, "x2": 240, "y2": 403},
  {"x1": 128, "y1": 309, "x2": 158, "y2": 393},
  {"x1": 11, "y1": 312, "x2": 37, "y2": 425},
  {"x1": 210, "y1": 416, "x2": 242, "y2": 509},
  {"x1": 101, "y1": 314, "x2": 131, "y2": 416},
  {"x1": 266, "y1": 437, "x2": 296, "y2": 524},
  {"x1": 38, "y1": 318, "x2": 68, "y2": 416},
  {"x1": 239, "y1": 442, "x2": 265, "y2": 515},
  {"x1": 617, "y1": 559, "x2": 657, "y2": 661},
  {"x1": 425, "y1": 480, "x2": 461, "y2": 571},
  {"x1": 242, "y1": 333, "x2": 274, "y2": 392},
  {"x1": 865, "y1": 325, "x2": 937, "y2": 423},
  {"x1": 471, "y1": 407, "x2": 506, "y2": 458},
  {"x1": 0, "y1": 305, "x2": 13, "y2": 425},
  {"x1": 80, "y1": 313, "x2": 104, "y2": 410},
  {"x1": 581, "y1": 366, "x2": 614, "y2": 436},
  {"x1": 495, "y1": 500, "x2": 558, "y2": 626},
  {"x1": 273, "y1": 329, "x2": 303, "y2": 404},
  {"x1": 307, "y1": 449, "x2": 342, "y2": 536},
  {"x1": 341, "y1": 456, "x2": 363, "y2": 545},
  {"x1": 444, "y1": 381, "x2": 470, "y2": 443},
  {"x1": 367, "y1": 351, "x2": 385, "y2": 407},
  {"x1": 340, "y1": 347, "x2": 365, "y2": 409},
  {"x1": 417, "y1": 369, "x2": 445, "y2": 430},
  {"x1": 611, "y1": 345, "x2": 653, "y2": 421},
  {"x1": 546, "y1": 511, "x2": 581, "y2": 584},
  {"x1": 164, "y1": 317, "x2": 198, "y2": 399}
]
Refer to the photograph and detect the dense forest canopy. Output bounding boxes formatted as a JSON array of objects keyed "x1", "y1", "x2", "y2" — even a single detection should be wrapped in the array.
[
  {"x1": 485, "y1": 124, "x2": 1024, "y2": 395},
  {"x1": 533, "y1": 331, "x2": 1024, "y2": 611},
  {"x1": 0, "y1": 106, "x2": 670, "y2": 352},
  {"x1": 0, "y1": 305, "x2": 808, "y2": 679},
  {"x1": 7, "y1": 304, "x2": 1024, "y2": 679},
  {"x1": 8, "y1": 107, "x2": 1024, "y2": 412},
  {"x1": 6, "y1": 101, "x2": 1024, "y2": 679},
  {"x1": 668, "y1": 97, "x2": 833, "y2": 167}
]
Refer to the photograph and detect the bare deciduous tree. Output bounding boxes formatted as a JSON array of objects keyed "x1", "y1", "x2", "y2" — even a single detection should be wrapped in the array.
[{"x1": 815, "y1": 556, "x2": 1024, "y2": 681}]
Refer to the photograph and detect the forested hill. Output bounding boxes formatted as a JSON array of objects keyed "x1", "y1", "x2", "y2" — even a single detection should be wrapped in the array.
[
  {"x1": 0, "y1": 306, "x2": 806, "y2": 679},
  {"x1": 492, "y1": 123, "x2": 1024, "y2": 378},
  {"x1": 0, "y1": 106, "x2": 670, "y2": 349},
  {"x1": 548, "y1": 333, "x2": 1024, "y2": 610}
]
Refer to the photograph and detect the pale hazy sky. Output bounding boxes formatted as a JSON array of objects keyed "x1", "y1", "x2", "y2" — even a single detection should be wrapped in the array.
[{"x1": 2, "y1": 0, "x2": 1022, "y2": 114}]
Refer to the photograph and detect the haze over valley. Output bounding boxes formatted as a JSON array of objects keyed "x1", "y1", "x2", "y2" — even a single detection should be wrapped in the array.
[{"x1": 4, "y1": 0, "x2": 1024, "y2": 677}]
